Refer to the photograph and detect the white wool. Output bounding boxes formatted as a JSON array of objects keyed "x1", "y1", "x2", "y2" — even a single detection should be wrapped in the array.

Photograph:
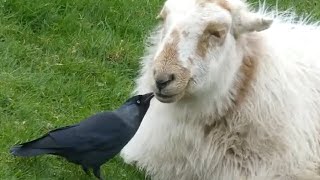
[{"x1": 121, "y1": 0, "x2": 320, "y2": 179}]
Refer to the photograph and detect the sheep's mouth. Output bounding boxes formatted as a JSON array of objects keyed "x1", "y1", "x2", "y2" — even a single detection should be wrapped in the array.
[{"x1": 155, "y1": 93, "x2": 179, "y2": 103}]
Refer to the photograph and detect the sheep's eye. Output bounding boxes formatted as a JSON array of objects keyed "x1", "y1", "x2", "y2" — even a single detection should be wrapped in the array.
[
  {"x1": 204, "y1": 23, "x2": 227, "y2": 40},
  {"x1": 209, "y1": 30, "x2": 223, "y2": 38},
  {"x1": 136, "y1": 100, "x2": 141, "y2": 104}
]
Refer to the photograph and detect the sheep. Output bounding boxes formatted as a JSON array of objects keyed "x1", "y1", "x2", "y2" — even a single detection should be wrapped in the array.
[{"x1": 120, "y1": 0, "x2": 320, "y2": 179}]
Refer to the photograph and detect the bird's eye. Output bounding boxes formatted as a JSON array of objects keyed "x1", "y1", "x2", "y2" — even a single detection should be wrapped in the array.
[{"x1": 136, "y1": 100, "x2": 141, "y2": 104}]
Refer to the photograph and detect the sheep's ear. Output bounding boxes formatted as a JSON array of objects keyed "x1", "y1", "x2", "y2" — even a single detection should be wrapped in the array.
[{"x1": 233, "y1": 11, "x2": 273, "y2": 35}]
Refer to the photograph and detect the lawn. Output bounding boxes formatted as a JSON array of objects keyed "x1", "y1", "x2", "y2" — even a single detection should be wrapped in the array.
[{"x1": 0, "y1": 0, "x2": 319, "y2": 179}]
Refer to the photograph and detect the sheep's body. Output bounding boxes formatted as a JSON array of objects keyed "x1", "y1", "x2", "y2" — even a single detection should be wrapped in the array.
[{"x1": 121, "y1": 1, "x2": 320, "y2": 179}]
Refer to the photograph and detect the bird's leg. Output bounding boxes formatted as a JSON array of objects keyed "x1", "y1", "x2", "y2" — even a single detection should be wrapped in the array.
[
  {"x1": 93, "y1": 167, "x2": 105, "y2": 180},
  {"x1": 81, "y1": 165, "x2": 91, "y2": 176}
]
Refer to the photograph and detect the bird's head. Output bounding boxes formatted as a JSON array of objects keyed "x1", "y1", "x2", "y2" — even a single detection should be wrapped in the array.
[
  {"x1": 118, "y1": 92, "x2": 154, "y2": 125},
  {"x1": 124, "y1": 92, "x2": 154, "y2": 111}
]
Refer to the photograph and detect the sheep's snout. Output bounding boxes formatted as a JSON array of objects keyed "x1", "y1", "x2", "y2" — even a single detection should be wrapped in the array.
[
  {"x1": 155, "y1": 72, "x2": 175, "y2": 90},
  {"x1": 152, "y1": 65, "x2": 190, "y2": 103}
]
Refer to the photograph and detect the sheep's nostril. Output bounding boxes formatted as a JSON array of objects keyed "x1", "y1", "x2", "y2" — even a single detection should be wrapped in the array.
[
  {"x1": 156, "y1": 79, "x2": 171, "y2": 90},
  {"x1": 169, "y1": 74, "x2": 175, "y2": 81},
  {"x1": 155, "y1": 73, "x2": 175, "y2": 90}
]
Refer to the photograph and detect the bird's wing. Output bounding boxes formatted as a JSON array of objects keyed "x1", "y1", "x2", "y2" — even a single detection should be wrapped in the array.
[
  {"x1": 16, "y1": 125, "x2": 78, "y2": 149},
  {"x1": 47, "y1": 112, "x2": 133, "y2": 152}
]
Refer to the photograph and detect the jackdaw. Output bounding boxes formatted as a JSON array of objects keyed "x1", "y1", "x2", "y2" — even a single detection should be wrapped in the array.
[{"x1": 10, "y1": 92, "x2": 154, "y2": 180}]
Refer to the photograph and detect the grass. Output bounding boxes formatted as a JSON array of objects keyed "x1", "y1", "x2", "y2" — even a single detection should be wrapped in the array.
[{"x1": 0, "y1": 0, "x2": 319, "y2": 179}]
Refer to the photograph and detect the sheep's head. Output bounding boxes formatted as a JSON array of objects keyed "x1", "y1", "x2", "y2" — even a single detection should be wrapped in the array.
[{"x1": 152, "y1": 0, "x2": 273, "y2": 103}]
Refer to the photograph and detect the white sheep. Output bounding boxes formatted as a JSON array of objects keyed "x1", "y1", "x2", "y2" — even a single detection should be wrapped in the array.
[{"x1": 121, "y1": 0, "x2": 320, "y2": 179}]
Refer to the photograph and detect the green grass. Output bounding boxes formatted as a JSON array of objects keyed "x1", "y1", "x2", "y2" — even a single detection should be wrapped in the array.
[{"x1": 0, "y1": 0, "x2": 319, "y2": 179}]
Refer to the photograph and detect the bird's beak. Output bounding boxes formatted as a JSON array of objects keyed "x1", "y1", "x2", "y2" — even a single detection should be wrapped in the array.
[{"x1": 143, "y1": 92, "x2": 154, "y2": 103}]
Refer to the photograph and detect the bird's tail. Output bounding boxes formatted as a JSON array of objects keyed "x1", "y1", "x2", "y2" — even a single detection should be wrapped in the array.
[
  {"x1": 10, "y1": 136, "x2": 57, "y2": 157},
  {"x1": 10, "y1": 145, "x2": 50, "y2": 157}
]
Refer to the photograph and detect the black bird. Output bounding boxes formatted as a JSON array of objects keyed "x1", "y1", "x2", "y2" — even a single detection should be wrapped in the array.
[{"x1": 10, "y1": 92, "x2": 154, "y2": 180}]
